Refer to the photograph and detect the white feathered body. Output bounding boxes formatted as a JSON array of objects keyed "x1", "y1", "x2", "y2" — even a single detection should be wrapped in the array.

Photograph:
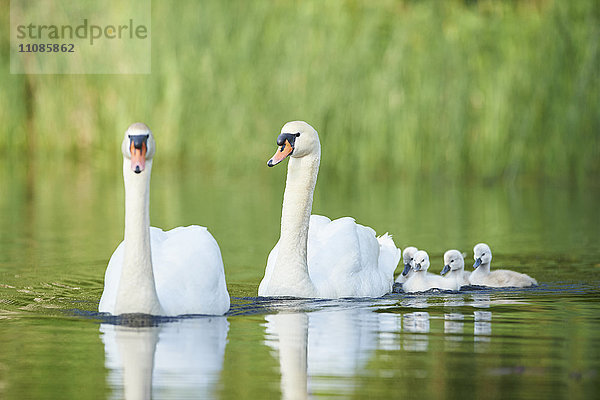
[
  {"x1": 443, "y1": 269, "x2": 471, "y2": 288},
  {"x1": 395, "y1": 270, "x2": 413, "y2": 284},
  {"x1": 459, "y1": 270, "x2": 472, "y2": 286},
  {"x1": 403, "y1": 271, "x2": 460, "y2": 293},
  {"x1": 259, "y1": 215, "x2": 400, "y2": 298},
  {"x1": 469, "y1": 266, "x2": 537, "y2": 288},
  {"x1": 99, "y1": 225, "x2": 230, "y2": 316}
]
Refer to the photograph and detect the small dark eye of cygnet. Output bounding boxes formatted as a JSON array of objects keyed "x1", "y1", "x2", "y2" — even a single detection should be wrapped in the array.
[
  {"x1": 295, "y1": 132, "x2": 301, "y2": 137},
  {"x1": 482, "y1": 253, "x2": 486, "y2": 256},
  {"x1": 451, "y1": 260, "x2": 454, "y2": 263}
]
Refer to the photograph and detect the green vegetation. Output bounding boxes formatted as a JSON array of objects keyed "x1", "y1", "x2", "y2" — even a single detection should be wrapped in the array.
[{"x1": 1, "y1": 0, "x2": 598, "y2": 183}]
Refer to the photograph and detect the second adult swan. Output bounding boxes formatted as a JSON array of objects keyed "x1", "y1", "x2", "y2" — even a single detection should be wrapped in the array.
[{"x1": 258, "y1": 121, "x2": 400, "y2": 298}]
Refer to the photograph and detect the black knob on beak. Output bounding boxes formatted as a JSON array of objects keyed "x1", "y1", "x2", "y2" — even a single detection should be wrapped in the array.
[
  {"x1": 276, "y1": 133, "x2": 300, "y2": 147},
  {"x1": 129, "y1": 134, "x2": 149, "y2": 149}
]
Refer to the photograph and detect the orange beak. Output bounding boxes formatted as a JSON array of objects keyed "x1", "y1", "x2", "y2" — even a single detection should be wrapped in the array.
[
  {"x1": 130, "y1": 140, "x2": 147, "y2": 173},
  {"x1": 267, "y1": 140, "x2": 293, "y2": 167}
]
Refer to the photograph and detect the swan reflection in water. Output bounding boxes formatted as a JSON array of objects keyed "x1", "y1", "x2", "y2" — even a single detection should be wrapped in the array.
[
  {"x1": 264, "y1": 297, "x2": 500, "y2": 398},
  {"x1": 264, "y1": 307, "x2": 382, "y2": 400},
  {"x1": 100, "y1": 316, "x2": 229, "y2": 400}
]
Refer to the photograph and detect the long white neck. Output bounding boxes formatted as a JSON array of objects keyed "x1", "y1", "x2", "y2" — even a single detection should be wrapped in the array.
[
  {"x1": 415, "y1": 270, "x2": 428, "y2": 279},
  {"x1": 473, "y1": 262, "x2": 491, "y2": 277},
  {"x1": 447, "y1": 269, "x2": 463, "y2": 280},
  {"x1": 115, "y1": 159, "x2": 163, "y2": 315},
  {"x1": 270, "y1": 153, "x2": 320, "y2": 297}
]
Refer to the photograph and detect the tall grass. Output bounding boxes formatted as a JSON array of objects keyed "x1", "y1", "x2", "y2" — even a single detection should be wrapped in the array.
[{"x1": 0, "y1": 0, "x2": 598, "y2": 183}]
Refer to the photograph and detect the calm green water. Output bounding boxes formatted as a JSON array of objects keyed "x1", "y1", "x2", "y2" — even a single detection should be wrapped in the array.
[{"x1": 0, "y1": 160, "x2": 599, "y2": 399}]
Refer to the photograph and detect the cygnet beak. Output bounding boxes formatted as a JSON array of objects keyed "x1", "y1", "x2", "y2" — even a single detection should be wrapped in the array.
[
  {"x1": 473, "y1": 258, "x2": 482, "y2": 269},
  {"x1": 441, "y1": 264, "x2": 451, "y2": 275},
  {"x1": 401, "y1": 263, "x2": 412, "y2": 276},
  {"x1": 414, "y1": 263, "x2": 422, "y2": 271}
]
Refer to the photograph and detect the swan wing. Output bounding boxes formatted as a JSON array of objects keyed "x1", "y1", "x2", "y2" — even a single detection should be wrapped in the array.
[
  {"x1": 307, "y1": 216, "x2": 396, "y2": 298},
  {"x1": 98, "y1": 241, "x2": 126, "y2": 314},
  {"x1": 152, "y1": 226, "x2": 230, "y2": 315},
  {"x1": 257, "y1": 239, "x2": 281, "y2": 296},
  {"x1": 376, "y1": 233, "x2": 402, "y2": 280}
]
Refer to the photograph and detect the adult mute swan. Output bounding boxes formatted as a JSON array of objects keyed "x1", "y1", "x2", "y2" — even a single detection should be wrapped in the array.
[
  {"x1": 395, "y1": 246, "x2": 418, "y2": 284},
  {"x1": 403, "y1": 250, "x2": 459, "y2": 293},
  {"x1": 99, "y1": 123, "x2": 230, "y2": 316},
  {"x1": 258, "y1": 121, "x2": 400, "y2": 298},
  {"x1": 469, "y1": 243, "x2": 537, "y2": 288},
  {"x1": 440, "y1": 249, "x2": 471, "y2": 288}
]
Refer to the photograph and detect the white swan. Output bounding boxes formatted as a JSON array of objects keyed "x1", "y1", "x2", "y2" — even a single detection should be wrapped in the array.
[
  {"x1": 395, "y1": 246, "x2": 418, "y2": 284},
  {"x1": 403, "y1": 250, "x2": 459, "y2": 293},
  {"x1": 99, "y1": 123, "x2": 230, "y2": 316},
  {"x1": 258, "y1": 121, "x2": 401, "y2": 298},
  {"x1": 469, "y1": 243, "x2": 537, "y2": 288},
  {"x1": 440, "y1": 249, "x2": 471, "y2": 288}
]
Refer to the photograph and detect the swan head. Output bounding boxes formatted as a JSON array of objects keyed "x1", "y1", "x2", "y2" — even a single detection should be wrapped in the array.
[
  {"x1": 401, "y1": 246, "x2": 418, "y2": 276},
  {"x1": 121, "y1": 123, "x2": 156, "y2": 174},
  {"x1": 413, "y1": 250, "x2": 430, "y2": 272},
  {"x1": 442, "y1": 249, "x2": 464, "y2": 275},
  {"x1": 267, "y1": 121, "x2": 320, "y2": 167},
  {"x1": 473, "y1": 243, "x2": 492, "y2": 269}
]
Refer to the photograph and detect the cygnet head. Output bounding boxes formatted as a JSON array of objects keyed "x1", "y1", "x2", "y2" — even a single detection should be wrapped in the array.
[
  {"x1": 473, "y1": 243, "x2": 492, "y2": 269},
  {"x1": 401, "y1": 246, "x2": 418, "y2": 276},
  {"x1": 441, "y1": 249, "x2": 464, "y2": 275},
  {"x1": 413, "y1": 250, "x2": 430, "y2": 272},
  {"x1": 121, "y1": 123, "x2": 156, "y2": 174},
  {"x1": 267, "y1": 121, "x2": 321, "y2": 167}
]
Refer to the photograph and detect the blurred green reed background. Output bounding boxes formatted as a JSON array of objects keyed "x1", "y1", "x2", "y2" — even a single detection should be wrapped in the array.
[{"x1": 1, "y1": 0, "x2": 598, "y2": 183}]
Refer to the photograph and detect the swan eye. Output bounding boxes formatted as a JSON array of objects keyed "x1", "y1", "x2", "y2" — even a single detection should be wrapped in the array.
[
  {"x1": 295, "y1": 132, "x2": 301, "y2": 137},
  {"x1": 451, "y1": 260, "x2": 454, "y2": 263},
  {"x1": 482, "y1": 253, "x2": 486, "y2": 256}
]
